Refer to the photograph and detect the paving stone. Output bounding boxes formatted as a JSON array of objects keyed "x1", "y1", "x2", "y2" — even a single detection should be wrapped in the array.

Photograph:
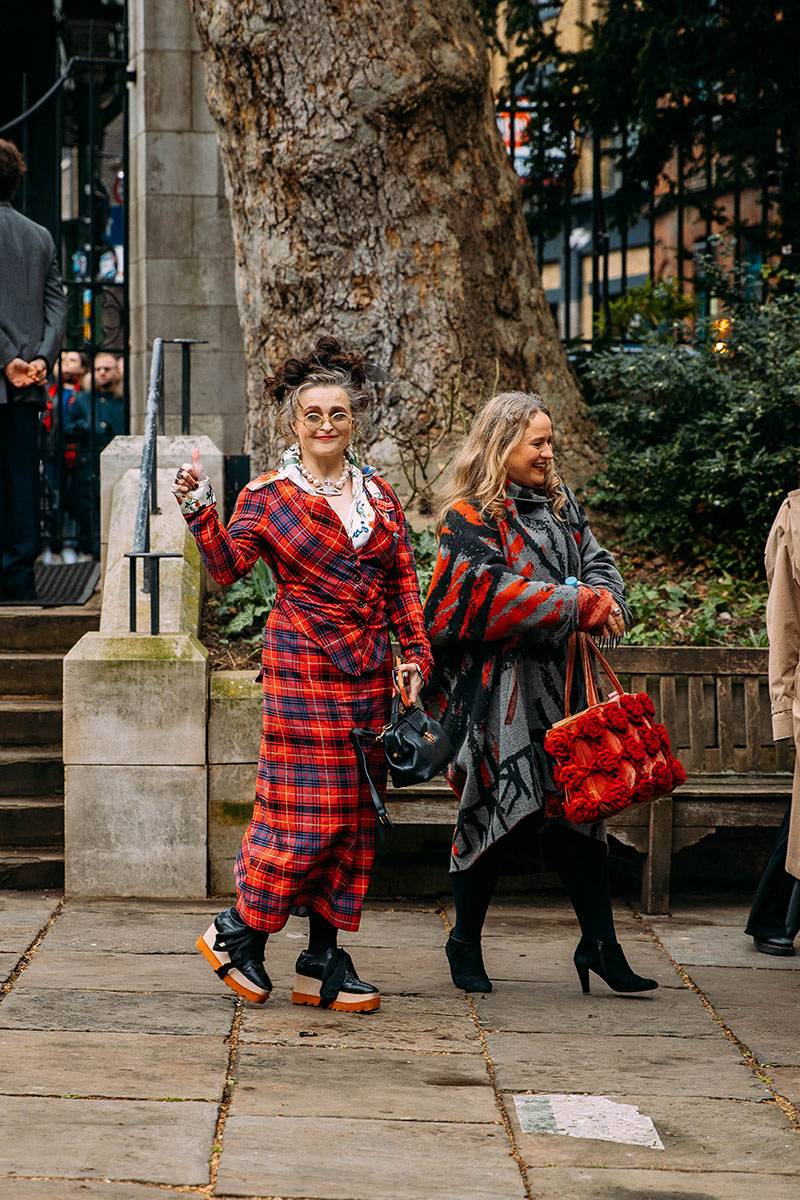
[
  {"x1": 217, "y1": 1115, "x2": 524, "y2": 1199},
  {"x1": 241, "y1": 992, "x2": 479, "y2": 1054},
  {"x1": 20, "y1": 950, "x2": 224, "y2": 994},
  {"x1": 0, "y1": 931, "x2": 37, "y2": 957},
  {"x1": 662, "y1": 897, "x2": 754, "y2": 926},
  {"x1": 0, "y1": 951, "x2": 19, "y2": 980},
  {"x1": 685, "y1": 966, "x2": 800, "y2": 1065},
  {"x1": 0, "y1": 987, "x2": 234, "y2": 1037},
  {"x1": 42, "y1": 902, "x2": 220, "y2": 954},
  {"x1": 524, "y1": 1167, "x2": 800, "y2": 1198},
  {"x1": 479, "y1": 935, "x2": 682, "y2": 988},
  {"x1": 0, "y1": 1030, "x2": 227, "y2": 1100},
  {"x1": 769, "y1": 1067, "x2": 800, "y2": 1106},
  {"x1": 1, "y1": 1095, "x2": 217, "y2": 1185},
  {"x1": 0, "y1": 1183, "x2": 176, "y2": 1199},
  {"x1": 232, "y1": 1043, "x2": 496, "y2": 1122},
  {"x1": 506, "y1": 1093, "x2": 800, "y2": 1172},
  {"x1": 487, "y1": 1031, "x2": 767, "y2": 1099},
  {"x1": 650, "y1": 920, "x2": 800, "y2": 969},
  {"x1": 471, "y1": 978, "x2": 714, "y2": 1037}
]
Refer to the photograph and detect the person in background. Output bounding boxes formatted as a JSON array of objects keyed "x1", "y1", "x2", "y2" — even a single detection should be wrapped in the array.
[
  {"x1": 65, "y1": 351, "x2": 125, "y2": 558},
  {"x1": 0, "y1": 138, "x2": 66, "y2": 601},
  {"x1": 745, "y1": 491, "x2": 800, "y2": 955}
]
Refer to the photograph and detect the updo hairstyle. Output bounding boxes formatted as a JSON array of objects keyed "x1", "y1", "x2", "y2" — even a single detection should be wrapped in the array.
[{"x1": 264, "y1": 336, "x2": 372, "y2": 439}]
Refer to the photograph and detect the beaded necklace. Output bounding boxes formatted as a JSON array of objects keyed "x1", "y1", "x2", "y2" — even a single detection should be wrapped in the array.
[{"x1": 296, "y1": 459, "x2": 351, "y2": 496}]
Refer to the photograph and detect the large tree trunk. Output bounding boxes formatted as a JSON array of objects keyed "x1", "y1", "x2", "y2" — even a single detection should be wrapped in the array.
[{"x1": 190, "y1": 0, "x2": 598, "y2": 490}]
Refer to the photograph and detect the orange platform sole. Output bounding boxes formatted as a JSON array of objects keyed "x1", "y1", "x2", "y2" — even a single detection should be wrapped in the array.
[
  {"x1": 195, "y1": 929, "x2": 271, "y2": 1005},
  {"x1": 291, "y1": 974, "x2": 380, "y2": 1013}
]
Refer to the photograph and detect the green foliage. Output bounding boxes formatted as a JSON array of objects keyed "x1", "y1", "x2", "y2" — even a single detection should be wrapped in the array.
[
  {"x1": 584, "y1": 262, "x2": 800, "y2": 578},
  {"x1": 597, "y1": 279, "x2": 696, "y2": 343},
  {"x1": 622, "y1": 563, "x2": 768, "y2": 646},
  {"x1": 212, "y1": 559, "x2": 276, "y2": 644}
]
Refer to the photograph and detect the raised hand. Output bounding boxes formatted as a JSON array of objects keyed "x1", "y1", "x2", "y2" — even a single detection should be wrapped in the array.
[{"x1": 172, "y1": 447, "x2": 207, "y2": 503}]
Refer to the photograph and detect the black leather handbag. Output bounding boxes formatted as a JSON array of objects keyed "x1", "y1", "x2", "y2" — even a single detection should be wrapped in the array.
[{"x1": 351, "y1": 694, "x2": 454, "y2": 827}]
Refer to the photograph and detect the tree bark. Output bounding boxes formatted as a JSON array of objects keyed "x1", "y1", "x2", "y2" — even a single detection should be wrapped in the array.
[{"x1": 190, "y1": 0, "x2": 598, "y2": 488}]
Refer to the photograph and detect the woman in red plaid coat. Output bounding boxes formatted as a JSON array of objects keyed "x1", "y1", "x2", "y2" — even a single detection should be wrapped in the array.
[{"x1": 173, "y1": 337, "x2": 432, "y2": 1011}]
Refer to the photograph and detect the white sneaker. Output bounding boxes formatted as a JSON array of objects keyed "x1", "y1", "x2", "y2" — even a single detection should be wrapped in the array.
[{"x1": 61, "y1": 548, "x2": 78, "y2": 564}]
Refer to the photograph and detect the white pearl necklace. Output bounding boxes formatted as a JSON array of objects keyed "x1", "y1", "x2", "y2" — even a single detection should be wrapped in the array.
[{"x1": 297, "y1": 459, "x2": 351, "y2": 496}]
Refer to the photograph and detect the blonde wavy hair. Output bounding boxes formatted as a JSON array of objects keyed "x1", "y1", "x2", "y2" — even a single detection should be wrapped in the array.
[{"x1": 436, "y1": 391, "x2": 567, "y2": 531}]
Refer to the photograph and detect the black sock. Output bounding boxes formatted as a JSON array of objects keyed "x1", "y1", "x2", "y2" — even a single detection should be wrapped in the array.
[
  {"x1": 308, "y1": 912, "x2": 339, "y2": 955},
  {"x1": 451, "y1": 846, "x2": 503, "y2": 943},
  {"x1": 544, "y1": 825, "x2": 617, "y2": 943}
]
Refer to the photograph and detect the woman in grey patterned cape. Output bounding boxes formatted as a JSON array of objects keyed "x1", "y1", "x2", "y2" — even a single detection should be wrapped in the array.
[{"x1": 424, "y1": 391, "x2": 658, "y2": 996}]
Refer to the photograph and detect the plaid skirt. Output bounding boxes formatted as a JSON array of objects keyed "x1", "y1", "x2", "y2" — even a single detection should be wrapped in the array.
[{"x1": 234, "y1": 608, "x2": 392, "y2": 933}]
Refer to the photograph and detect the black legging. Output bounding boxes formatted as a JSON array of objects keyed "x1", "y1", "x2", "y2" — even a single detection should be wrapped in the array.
[{"x1": 451, "y1": 817, "x2": 617, "y2": 945}]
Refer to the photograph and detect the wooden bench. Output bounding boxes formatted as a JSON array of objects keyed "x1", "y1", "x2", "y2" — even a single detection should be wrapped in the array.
[{"x1": 385, "y1": 646, "x2": 795, "y2": 914}]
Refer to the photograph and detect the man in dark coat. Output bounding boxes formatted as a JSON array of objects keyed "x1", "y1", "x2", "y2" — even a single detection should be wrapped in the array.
[{"x1": 0, "y1": 139, "x2": 66, "y2": 600}]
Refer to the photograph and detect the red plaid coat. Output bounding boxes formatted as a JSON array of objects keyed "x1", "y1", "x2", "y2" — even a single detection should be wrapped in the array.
[{"x1": 186, "y1": 471, "x2": 433, "y2": 931}]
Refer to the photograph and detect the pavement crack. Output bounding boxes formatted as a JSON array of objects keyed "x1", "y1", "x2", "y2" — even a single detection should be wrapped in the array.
[
  {"x1": 208, "y1": 994, "x2": 244, "y2": 1193},
  {"x1": 436, "y1": 904, "x2": 534, "y2": 1200},
  {"x1": 631, "y1": 905, "x2": 800, "y2": 1134},
  {"x1": 0, "y1": 895, "x2": 64, "y2": 1002}
]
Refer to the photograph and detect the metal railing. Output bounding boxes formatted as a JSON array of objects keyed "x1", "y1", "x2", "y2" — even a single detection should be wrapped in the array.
[{"x1": 124, "y1": 336, "x2": 206, "y2": 634}]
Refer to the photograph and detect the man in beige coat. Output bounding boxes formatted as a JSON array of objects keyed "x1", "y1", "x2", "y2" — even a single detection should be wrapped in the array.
[{"x1": 745, "y1": 490, "x2": 800, "y2": 954}]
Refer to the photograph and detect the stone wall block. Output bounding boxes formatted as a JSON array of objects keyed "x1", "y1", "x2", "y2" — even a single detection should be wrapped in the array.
[
  {"x1": 209, "y1": 672, "x2": 262, "y2": 764},
  {"x1": 144, "y1": 132, "x2": 220, "y2": 197},
  {"x1": 141, "y1": 194, "x2": 194, "y2": 259},
  {"x1": 191, "y1": 51, "x2": 217, "y2": 134},
  {"x1": 208, "y1": 763, "x2": 258, "y2": 897},
  {"x1": 144, "y1": 49, "x2": 193, "y2": 132},
  {"x1": 63, "y1": 632, "x2": 208, "y2": 766},
  {"x1": 139, "y1": 0, "x2": 194, "y2": 52},
  {"x1": 65, "y1": 763, "x2": 207, "y2": 899}
]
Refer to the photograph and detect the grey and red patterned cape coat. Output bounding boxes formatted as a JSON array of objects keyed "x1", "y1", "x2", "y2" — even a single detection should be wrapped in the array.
[
  {"x1": 186, "y1": 467, "x2": 433, "y2": 932},
  {"x1": 423, "y1": 482, "x2": 630, "y2": 871}
]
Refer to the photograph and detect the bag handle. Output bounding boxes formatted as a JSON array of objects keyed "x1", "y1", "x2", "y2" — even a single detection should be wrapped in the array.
[
  {"x1": 350, "y1": 728, "x2": 393, "y2": 827},
  {"x1": 564, "y1": 632, "x2": 625, "y2": 718}
]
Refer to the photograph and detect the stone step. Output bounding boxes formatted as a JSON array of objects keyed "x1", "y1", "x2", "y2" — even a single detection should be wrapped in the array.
[
  {"x1": 0, "y1": 653, "x2": 62, "y2": 698},
  {"x1": 0, "y1": 748, "x2": 63, "y2": 796},
  {"x1": 0, "y1": 699, "x2": 62, "y2": 746},
  {"x1": 0, "y1": 603, "x2": 100, "y2": 654},
  {"x1": 0, "y1": 849, "x2": 64, "y2": 890},
  {"x1": 0, "y1": 797, "x2": 63, "y2": 847}
]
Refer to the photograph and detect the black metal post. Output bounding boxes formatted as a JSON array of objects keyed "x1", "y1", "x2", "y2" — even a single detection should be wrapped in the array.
[
  {"x1": 620, "y1": 126, "x2": 628, "y2": 296},
  {"x1": 180, "y1": 342, "x2": 191, "y2": 435},
  {"x1": 150, "y1": 556, "x2": 160, "y2": 636},
  {"x1": 87, "y1": 63, "x2": 99, "y2": 560},
  {"x1": 128, "y1": 556, "x2": 137, "y2": 632},
  {"x1": 121, "y1": 2, "x2": 131, "y2": 435},
  {"x1": 676, "y1": 137, "x2": 686, "y2": 290},
  {"x1": 591, "y1": 130, "x2": 601, "y2": 340}
]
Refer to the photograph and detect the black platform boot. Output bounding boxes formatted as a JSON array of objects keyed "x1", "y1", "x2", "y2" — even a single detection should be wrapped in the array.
[
  {"x1": 445, "y1": 934, "x2": 493, "y2": 993},
  {"x1": 573, "y1": 937, "x2": 658, "y2": 995},
  {"x1": 292, "y1": 947, "x2": 380, "y2": 1013},
  {"x1": 196, "y1": 907, "x2": 272, "y2": 1004}
]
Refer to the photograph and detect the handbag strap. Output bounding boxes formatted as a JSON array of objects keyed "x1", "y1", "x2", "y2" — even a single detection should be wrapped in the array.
[
  {"x1": 349, "y1": 728, "x2": 393, "y2": 827},
  {"x1": 564, "y1": 632, "x2": 625, "y2": 718}
]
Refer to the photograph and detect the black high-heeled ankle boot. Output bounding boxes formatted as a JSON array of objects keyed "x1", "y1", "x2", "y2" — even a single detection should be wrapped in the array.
[
  {"x1": 573, "y1": 937, "x2": 658, "y2": 995},
  {"x1": 445, "y1": 934, "x2": 493, "y2": 993}
]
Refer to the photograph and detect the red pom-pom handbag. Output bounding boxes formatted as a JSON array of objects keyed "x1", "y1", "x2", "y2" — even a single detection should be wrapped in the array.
[{"x1": 544, "y1": 633, "x2": 686, "y2": 823}]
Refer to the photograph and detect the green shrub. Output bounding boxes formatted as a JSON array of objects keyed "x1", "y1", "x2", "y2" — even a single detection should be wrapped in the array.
[{"x1": 584, "y1": 266, "x2": 800, "y2": 578}]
